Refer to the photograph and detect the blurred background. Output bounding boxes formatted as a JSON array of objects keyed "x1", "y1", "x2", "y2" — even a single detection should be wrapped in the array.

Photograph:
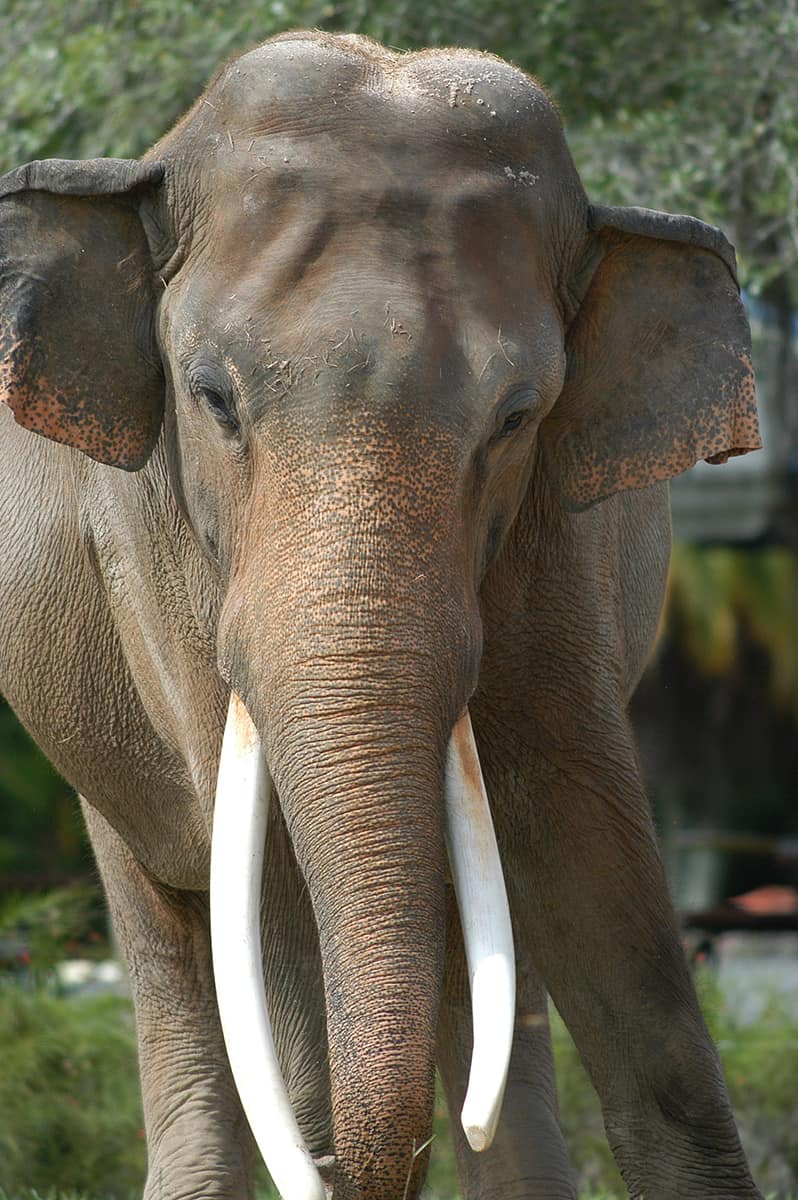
[{"x1": 0, "y1": 1, "x2": 796, "y2": 1197}]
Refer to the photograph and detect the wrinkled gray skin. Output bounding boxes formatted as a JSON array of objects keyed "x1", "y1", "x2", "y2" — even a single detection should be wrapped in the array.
[{"x1": 0, "y1": 31, "x2": 762, "y2": 1200}]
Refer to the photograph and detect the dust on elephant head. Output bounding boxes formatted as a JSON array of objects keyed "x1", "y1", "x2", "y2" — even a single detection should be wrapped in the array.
[{"x1": 0, "y1": 29, "x2": 762, "y2": 1200}]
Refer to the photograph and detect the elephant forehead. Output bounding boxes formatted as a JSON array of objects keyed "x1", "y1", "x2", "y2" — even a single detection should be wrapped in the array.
[
  {"x1": 207, "y1": 156, "x2": 546, "y2": 280},
  {"x1": 157, "y1": 33, "x2": 584, "y2": 310},
  {"x1": 177, "y1": 139, "x2": 560, "y2": 337},
  {"x1": 168, "y1": 32, "x2": 572, "y2": 178}
]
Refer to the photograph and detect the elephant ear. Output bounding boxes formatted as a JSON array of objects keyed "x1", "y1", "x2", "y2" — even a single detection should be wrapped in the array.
[
  {"x1": 0, "y1": 158, "x2": 165, "y2": 469},
  {"x1": 541, "y1": 204, "x2": 761, "y2": 510}
]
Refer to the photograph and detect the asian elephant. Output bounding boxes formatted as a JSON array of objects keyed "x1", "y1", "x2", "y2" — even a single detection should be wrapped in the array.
[{"x1": 0, "y1": 30, "x2": 763, "y2": 1200}]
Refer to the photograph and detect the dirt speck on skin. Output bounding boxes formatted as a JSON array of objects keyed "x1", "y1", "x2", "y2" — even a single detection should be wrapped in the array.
[{"x1": 503, "y1": 166, "x2": 540, "y2": 188}]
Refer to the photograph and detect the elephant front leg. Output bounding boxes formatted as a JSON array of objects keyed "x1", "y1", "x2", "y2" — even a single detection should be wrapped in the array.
[
  {"x1": 83, "y1": 802, "x2": 253, "y2": 1200},
  {"x1": 488, "y1": 730, "x2": 762, "y2": 1200},
  {"x1": 437, "y1": 883, "x2": 577, "y2": 1200}
]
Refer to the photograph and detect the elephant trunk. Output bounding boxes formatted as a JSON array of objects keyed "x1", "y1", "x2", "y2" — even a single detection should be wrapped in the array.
[
  {"x1": 262, "y1": 650, "x2": 449, "y2": 1199},
  {"x1": 214, "y1": 457, "x2": 511, "y2": 1198}
]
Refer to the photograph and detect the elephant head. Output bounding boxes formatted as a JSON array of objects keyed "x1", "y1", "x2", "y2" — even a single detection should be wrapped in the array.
[{"x1": 0, "y1": 31, "x2": 759, "y2": 1200}]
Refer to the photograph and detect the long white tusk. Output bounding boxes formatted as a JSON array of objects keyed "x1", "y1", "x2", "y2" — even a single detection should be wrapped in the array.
[
  {"x1": 210, "y1": 692, "x2": 326, "y2": 1200},
  {"x1": 444, "y1": 708, "x2": 516, "y2": 1153}
]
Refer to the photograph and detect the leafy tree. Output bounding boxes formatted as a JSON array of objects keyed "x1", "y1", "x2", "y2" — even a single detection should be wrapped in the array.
[
  {"x1": 536, "y1": 0, "x2": 798, "y2": 299},
  {"x1": 0, "y1": 702, "x2": 84, "y2": 880}
]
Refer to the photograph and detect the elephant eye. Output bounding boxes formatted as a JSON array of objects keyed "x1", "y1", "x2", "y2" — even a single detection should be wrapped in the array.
[
  {"x1": 198, "y1": 386, "x2": 241, "y2": 436},
  {"x1": 498, "y1": 410, "x2": 527, "y2": 437},
  {"x1": 492, "y1": 389, "x2": 536, "y2": 442}
]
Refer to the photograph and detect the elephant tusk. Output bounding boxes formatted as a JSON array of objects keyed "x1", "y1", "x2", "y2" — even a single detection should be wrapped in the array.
[
  {"x1": 210, "y1": 692, "x2": 326, "y2": 1200},
  {"x1": 444, "y1": 708, "x2": 516, "y2": 1153}
]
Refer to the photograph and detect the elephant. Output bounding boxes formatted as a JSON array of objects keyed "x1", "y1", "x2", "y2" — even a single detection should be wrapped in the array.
[{"x1": 0, "y1": 29, "x2": 764, "y2": 1200}]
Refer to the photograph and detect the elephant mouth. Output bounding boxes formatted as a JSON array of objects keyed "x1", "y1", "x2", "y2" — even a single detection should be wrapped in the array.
[{"x1": 209, "y1": 693, "x2": 515, "y2": 1200}]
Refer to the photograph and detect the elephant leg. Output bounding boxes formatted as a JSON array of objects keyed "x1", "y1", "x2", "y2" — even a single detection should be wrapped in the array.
[
  {"x1": 488, "y1": 731, "x2": 761, "y2": 1200},
  {"x1": 83, "y1": 801, "x2": 254, "y2": 1200},
  {"x1": 437, "y1": 882, "x2": 577, "y2": 1200}
]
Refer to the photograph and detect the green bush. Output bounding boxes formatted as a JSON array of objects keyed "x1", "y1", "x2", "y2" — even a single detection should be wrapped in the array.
[
  {"x1": 0, "y1": 984, "x2": 144, "y2": 1195},
  {"x1": 0, "y1": 888, "x2": 107, "y2": 977},
  {"x1": 701, "y1": 970, "x2": 798, "y2": 1195}
]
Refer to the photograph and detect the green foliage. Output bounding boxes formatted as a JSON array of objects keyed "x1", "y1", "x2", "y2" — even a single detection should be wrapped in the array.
[
  {"x1": 550, "y1": 1010, "x2": 625, "y2": 1196},
  {"x1": 530, "y1": 0, "x2": 798, "y2": 297},
  {"x1": 0, "y1": 983, "x2": 144, "y2": 1195},
  {"x1": 0, "y1": 887, "x2": 107, "y2": 976},
  {"x1": 0, "y1": 1194, "x2": 137, "y2": 1200},
  {"x1": 551, "y1": 980, "x2": 798, "y2": 1198},
  {"x1": 667, "y1": 545, "x2": 798, "y2": 711},
  {"x1": 0, "y1": 700, "x2": 85, "y2": 879},
  {"x1": 699, "y1": 968, "x2": 798, "y2": 1166}
]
